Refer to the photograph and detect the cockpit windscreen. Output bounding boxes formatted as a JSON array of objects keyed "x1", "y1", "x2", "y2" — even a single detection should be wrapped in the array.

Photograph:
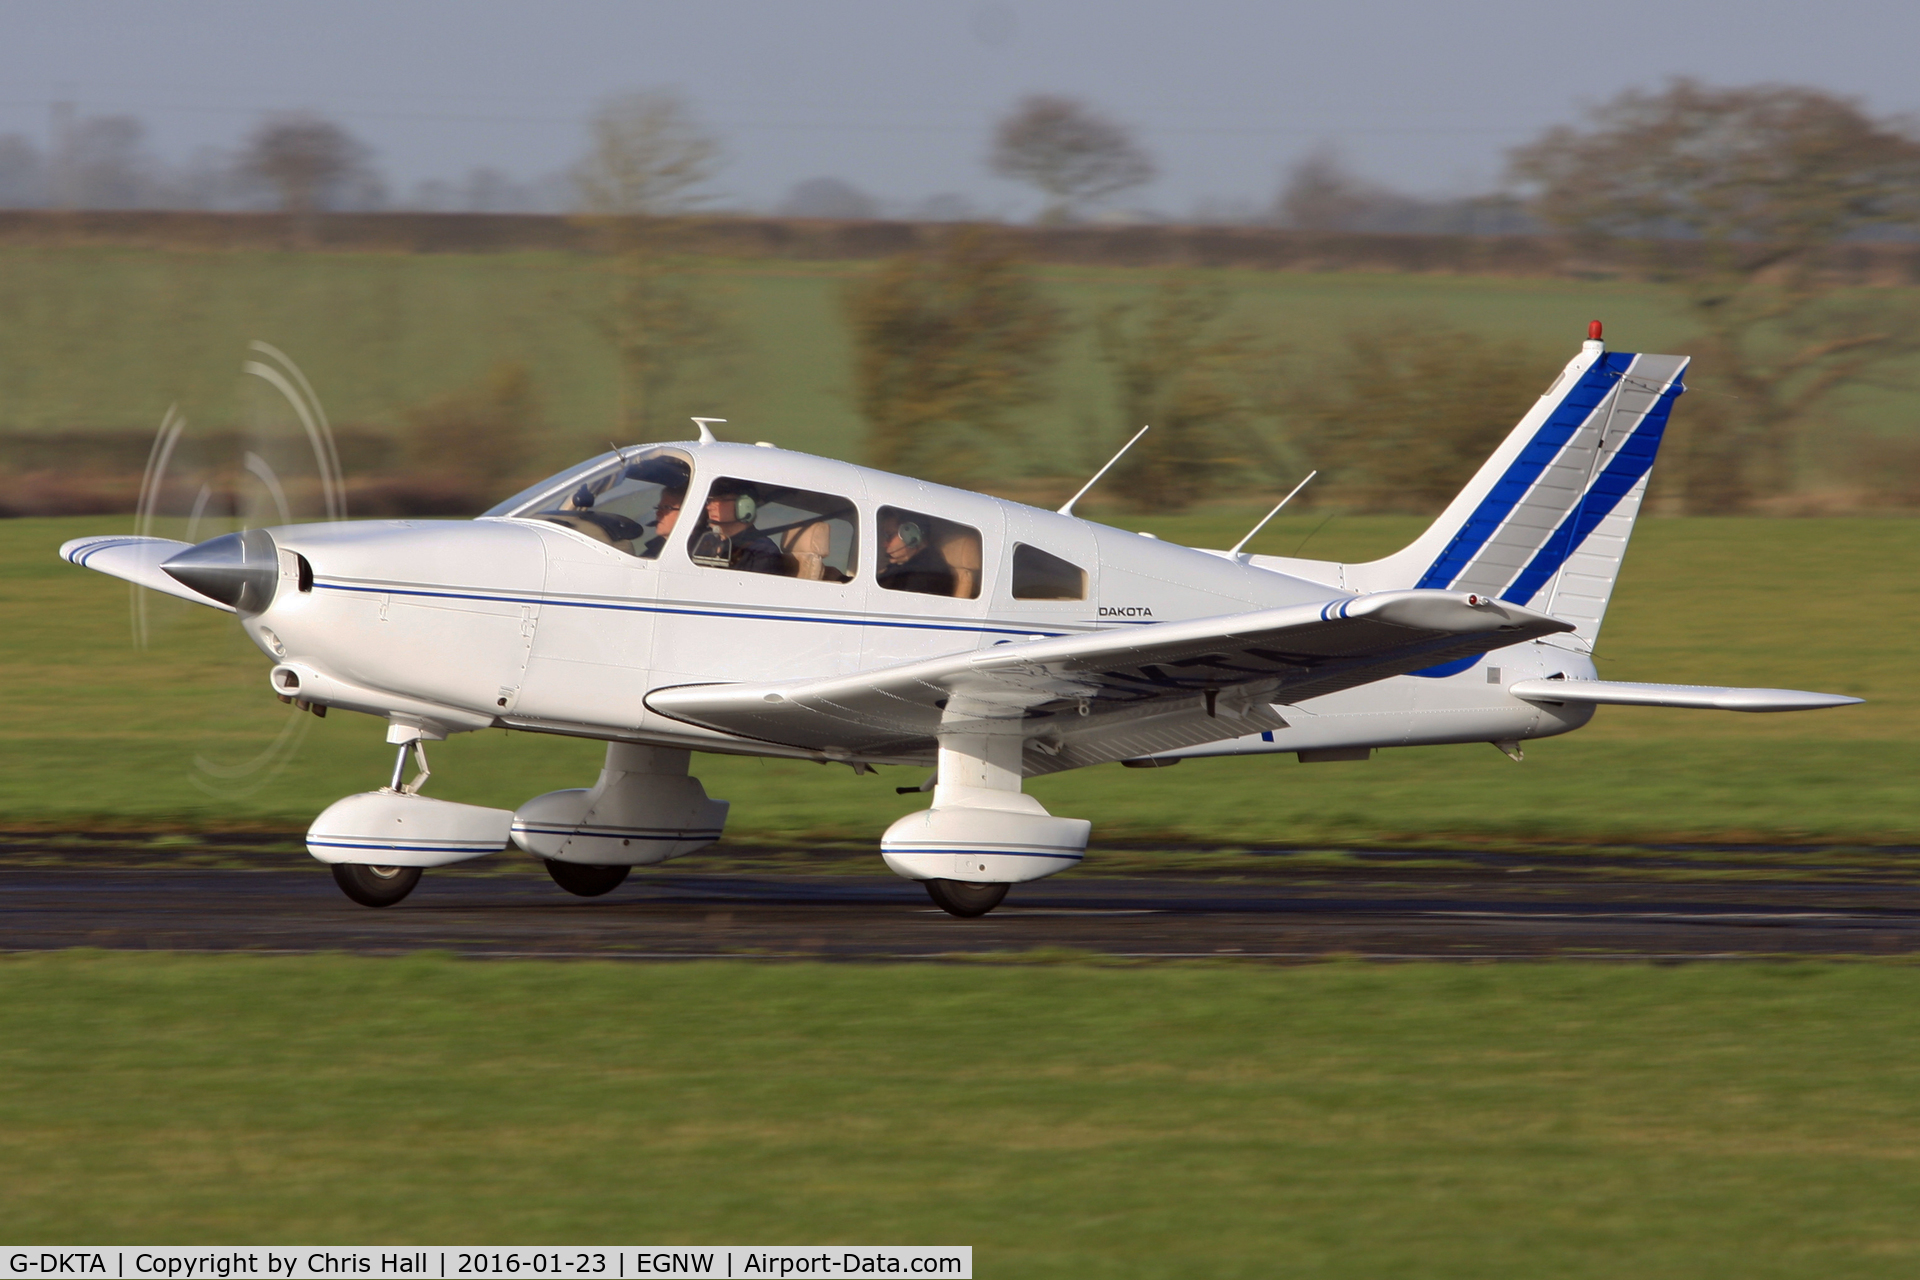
[{"x1": 489, "y1": 447, "x2": 694, "y2": 559}]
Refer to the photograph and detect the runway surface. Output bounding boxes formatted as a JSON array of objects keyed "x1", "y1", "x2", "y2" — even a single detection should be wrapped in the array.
[{"x1": 5, "y1": 843, "x2": 1919, "y2": 959}]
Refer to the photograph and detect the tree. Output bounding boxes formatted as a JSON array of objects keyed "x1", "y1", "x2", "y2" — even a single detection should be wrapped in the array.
[
  {"x1": 571, "y1": 91, "x2": 732, "y2": 437},
  {"x1": 777, "y1": 176, "x2": 879, "y2": 220},
  {"x1": 0, "y1": 134, "x2": 46, "y2": 207},
  {"x1": 1509, "y1": 79, "x2": 1920, "y2": 508},
  {"x1": 239, "y1": 113, "x2": 375, "y2": 215},
  {"x1": 1275, "y1": 148, "x2": 1394, "y2": 232},
  {"x1": 573, "y1": 91, "x2": 717, "y2": 219},
  {"x1": 404, "y1": 359, "x2": 539, "y2": 494},
  {"x1": 66, "y1": 115, "x2": 157, "y2": 209},
  {"x1": 990, "y1": 94, "x2": 1154, "y2": 224},
  {"x1": 1275, "y1": 147, "x2": 1534, "y2": 235},
  {"x1": 1289, "y1": 319, "x2": 1552, "y2": 514},
  {"x1": 845, "y1": 228, "x2": 1062, "y2": 484},
  {"x1": 1097, "y1": 279, "x2": 1279, "y2": 512}
]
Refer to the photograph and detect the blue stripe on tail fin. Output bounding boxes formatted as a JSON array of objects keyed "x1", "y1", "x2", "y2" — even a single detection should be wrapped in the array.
[{"x1": 1315, "y1": 340, "x2": 1687, "y2": 659}]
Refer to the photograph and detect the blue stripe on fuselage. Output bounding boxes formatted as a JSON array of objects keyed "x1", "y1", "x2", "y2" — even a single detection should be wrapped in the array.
[{"x1": 313, "y1": 580, "x2": 1077, "y2": 640}]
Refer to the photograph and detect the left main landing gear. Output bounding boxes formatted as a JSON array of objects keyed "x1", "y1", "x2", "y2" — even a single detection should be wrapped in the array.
[
  {"x1": 544, "y1": 859, "x2": 631, "y2": 897},
  {"x1": 924, "y1": 879, "x2": 1010, "y2": 918}
]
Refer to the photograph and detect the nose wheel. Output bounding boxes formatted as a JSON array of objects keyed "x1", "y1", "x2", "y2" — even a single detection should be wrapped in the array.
[
  {"x1": 331, "y1": 863, "x2": 422, "y2": 908},
  {"x1": 923, "y1": 879, "x2": 1009, "y2": 917}
]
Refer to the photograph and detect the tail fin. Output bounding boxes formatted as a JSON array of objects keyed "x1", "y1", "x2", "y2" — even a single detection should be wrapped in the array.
[{"x1": 1322, "y1": 335, "x2": 1685, "y2": 650}]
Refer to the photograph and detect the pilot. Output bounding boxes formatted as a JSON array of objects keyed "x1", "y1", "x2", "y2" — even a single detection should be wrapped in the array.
[
  {"x1": 691, "y1": 480, "x2": 784, "y2": 574},
  {"x1": 876, "y1": 512, "x2": 955, "y2": 596},
  {"x1": 640, "y1": 486, "x2": 684, "y2": 559}
]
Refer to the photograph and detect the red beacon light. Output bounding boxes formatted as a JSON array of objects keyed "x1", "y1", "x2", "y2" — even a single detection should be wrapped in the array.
[{"x1": 1588, "y1": 320, "x2": 1603, "y2": 341}]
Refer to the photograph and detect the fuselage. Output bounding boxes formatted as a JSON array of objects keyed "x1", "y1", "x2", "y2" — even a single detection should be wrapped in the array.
[{"x1": 246, "y1": 440, "x2": 1595, "y2": 765}]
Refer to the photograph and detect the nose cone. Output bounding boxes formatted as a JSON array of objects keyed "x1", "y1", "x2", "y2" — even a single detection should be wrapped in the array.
[{"x1": 162, "y1": 528, "x2": 280, "y2": 611}]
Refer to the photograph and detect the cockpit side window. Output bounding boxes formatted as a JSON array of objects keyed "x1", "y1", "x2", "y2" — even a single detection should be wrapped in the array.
[
  {"x1": 1011, "y1": 543, "x2": 1086, "y2": 600},
  {"x1": 876, "y1": 507, "x2": 983, "y2": 600},
  {"x1": 688, "y1": 478, "x2": 858, "y2": 582},
  {"x1": 512, "y1": 447, "x2": 694, "y2": 560}
]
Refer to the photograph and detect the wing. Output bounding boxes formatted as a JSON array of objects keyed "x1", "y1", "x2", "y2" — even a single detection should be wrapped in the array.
[
  {"x1": 60, "y1": 535, "x2": 233, "y2": 611},
  {"x1": 1510, "y1": 678, "x2": 1860, "y2": 712},
  {"x1": 647, "y1": 589, "x2": 1571, "y2": 772}
]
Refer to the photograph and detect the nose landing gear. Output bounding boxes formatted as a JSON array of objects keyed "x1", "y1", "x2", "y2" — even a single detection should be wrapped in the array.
[
  {"x1": 308, "y1": 723, "x2": 516, "y2": 908},
  {"x1": 331, "y1": 862, "x2": 423, "y2": 908}
]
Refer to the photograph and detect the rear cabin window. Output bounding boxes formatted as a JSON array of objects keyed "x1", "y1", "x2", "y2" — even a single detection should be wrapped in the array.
[
  {"x1": 876, "y1": 507, "x2": 983, "y2": 600},
  {"x1": 688, "y1": 478, "x2": 858, "y2": 582},
  {"x1": 1011, "y1": 543, "x2": 1086, "y2": 600},
  {"x1": 521, "y1": 447, "x2": 692, "y2": 560}
]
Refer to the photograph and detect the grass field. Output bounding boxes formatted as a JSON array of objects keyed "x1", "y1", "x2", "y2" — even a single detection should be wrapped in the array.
[
  {"x1": 4, "y1": 511, "x2": 1914, "y2": 846},
  {"x1": 0, "y1": 243, "x2": 1835, "y2": 482},
  {"x1": 1, "y1": 952, "x2": 1917, "y2": 1273}
]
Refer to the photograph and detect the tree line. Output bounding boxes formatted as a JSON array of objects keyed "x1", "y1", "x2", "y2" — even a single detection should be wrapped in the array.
[
  {"x1": 9, "y1": 79, "x2": 1920, "y2": 517},
  {"x1": 845, "y1": 79, "x2": 1920, "y2": 515}
]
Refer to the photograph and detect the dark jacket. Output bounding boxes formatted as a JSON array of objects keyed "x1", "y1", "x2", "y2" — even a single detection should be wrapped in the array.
[{"x1": 877, "y1": 545, "x2": 955, "y2": 596}]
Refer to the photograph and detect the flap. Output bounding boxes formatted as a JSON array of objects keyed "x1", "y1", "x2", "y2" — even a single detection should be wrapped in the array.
[
  {"x1": 1510, "y1": 678, "x2": 1861, "y2": 713},
  {"x1": 60, "y1": 535, "x2": 234, "y2": 612},
  {"x1": 648, "y1": 589, "x2": 1572, "y2": 769}
]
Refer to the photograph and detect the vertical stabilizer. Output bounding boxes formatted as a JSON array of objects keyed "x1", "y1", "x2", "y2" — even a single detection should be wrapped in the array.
[{"x1": 1265, "y1": 333, "x2": 1687, "y2": 651}]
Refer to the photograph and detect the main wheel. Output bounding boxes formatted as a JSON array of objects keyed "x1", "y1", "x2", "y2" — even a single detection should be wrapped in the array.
[
  {"x1": 332, "y1": 863, "x2": 422, "y2": 908},
  {"x1": 545, "y1": 859, "x2": 631, "y2": 897},
  {"x1": 924, "y1": 879, "x2": 1009, "y2": 918}
]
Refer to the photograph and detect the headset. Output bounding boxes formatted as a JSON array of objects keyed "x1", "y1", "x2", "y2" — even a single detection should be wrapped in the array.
[
  {"x1": 895, "y1": 520, "x2": 925, "y2": 549},
  {"x1": 707, "y1": 489, "x2": 757, "y2": 524}
]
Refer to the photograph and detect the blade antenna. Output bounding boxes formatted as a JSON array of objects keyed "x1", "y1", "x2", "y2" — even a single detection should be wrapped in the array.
[
  {"x1": 1228, "y1": 470, "x2": 1318, "y2": 557},
  {"x1": 691, "y1": 417, "x2": 726, "y2": 443},
  {"x1": 1058, "y1": 424, "x2": 1149, "y2": 517}
]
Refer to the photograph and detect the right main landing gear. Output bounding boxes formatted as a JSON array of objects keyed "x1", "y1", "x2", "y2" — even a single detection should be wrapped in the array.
[
  {"x1": 544, "y1": 859, "x2": 631, "y2": 897},
  {"x1": 924, "y1": 879, "x2": 1010, "y2": 918},
  {"x1": 331, "y1": 863, "x2": 422, "y2": 908}
]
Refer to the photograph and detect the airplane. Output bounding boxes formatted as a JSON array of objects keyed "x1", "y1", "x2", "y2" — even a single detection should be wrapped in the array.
[{"x1": 60, "y1": 323, "x2": 1859, "y2": 916}]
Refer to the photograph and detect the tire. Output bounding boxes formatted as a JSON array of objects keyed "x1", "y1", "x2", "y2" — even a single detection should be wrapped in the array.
[
  {"x1": 331, "y1": 863, "x2": 422, "y2": 908},
  {"x1": 924, "y1": 878, "x2": 1010, "y2": 918},
  {"x1": 545, "y1": 859, "x2": 631, "y2": 897}
]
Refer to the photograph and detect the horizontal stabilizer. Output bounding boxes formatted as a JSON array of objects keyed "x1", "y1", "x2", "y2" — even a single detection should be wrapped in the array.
[
  {"x1": 1509, "y1": 678, "x2": 1860, "y2": 713},
  {"x1": 60, "y1": 535, "x2": 234, "y2": 611}
]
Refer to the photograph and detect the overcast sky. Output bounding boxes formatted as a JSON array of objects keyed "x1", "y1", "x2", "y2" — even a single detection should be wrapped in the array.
[{"x1": 2, "y1": 0, "x2": 1917, "y2": 217}]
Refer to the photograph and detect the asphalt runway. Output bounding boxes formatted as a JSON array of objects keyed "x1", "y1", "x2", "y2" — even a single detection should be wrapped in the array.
[{"x1": 5, "y1": 849, "x2": 1920, "y2": 959}]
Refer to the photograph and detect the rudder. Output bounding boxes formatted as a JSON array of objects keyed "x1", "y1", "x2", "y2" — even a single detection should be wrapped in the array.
[{"x1": 1342, "y1": 335, "x2": 1687, "y2": 650}]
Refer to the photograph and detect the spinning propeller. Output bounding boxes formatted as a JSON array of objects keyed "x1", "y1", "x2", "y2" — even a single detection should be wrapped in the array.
[{"x1": 132, "y1": 342, "x2": 348, "y2": 798}]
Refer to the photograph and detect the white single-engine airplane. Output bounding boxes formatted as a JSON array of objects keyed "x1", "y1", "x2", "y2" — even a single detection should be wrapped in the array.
[{"x1": 63, "y1": 325, "x2": 1858, "y2": 915}]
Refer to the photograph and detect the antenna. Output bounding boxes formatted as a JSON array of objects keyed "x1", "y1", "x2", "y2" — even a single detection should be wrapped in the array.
[
  {"x1": 1058, "y1": 425, "x2": 1149, "y2": 517},
  {"x1": 1227, "y1": 470, "x2": 1318, "y2": 557},
  {"x1": 691, "y1": 417, "x2": 726, "y2": 443}
]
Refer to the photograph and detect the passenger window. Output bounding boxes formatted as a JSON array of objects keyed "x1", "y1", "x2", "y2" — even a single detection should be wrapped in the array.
[
  {"x1": 688, "y1": 478, "x2": 858, "y2": 581},
  {"x1": 524, "y1": 447, "x2": 692, "y2": 560},
  {"x1": 876, "y1": 507, "x2": 983, "y2": 600},
  {"x1": 1012, "y1": 543, "x2": 1086, "y2": 600}
]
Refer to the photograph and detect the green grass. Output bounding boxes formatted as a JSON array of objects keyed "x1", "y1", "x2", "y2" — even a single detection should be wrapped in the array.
[
  {"x1": 4, "y1": 512, "x2": 1914, "y2": 845},
  {"x1": 3, "y1": 953, "x2": 1919, "y2": 1273},
  {"x1": 8, "y1": 244, "x2": 1900, "y2": 477}
]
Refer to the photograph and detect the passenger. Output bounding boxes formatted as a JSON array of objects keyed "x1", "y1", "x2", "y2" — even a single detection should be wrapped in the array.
[
  {"x1": 640, "y1": 487, "x2": 684, "y2": 559},
  {"x1": 876, "y1": 512, "x2": 956, "y2": 596},
  {"x1": 691, "y1": 480, "x2": 784, "y2": 574}
]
